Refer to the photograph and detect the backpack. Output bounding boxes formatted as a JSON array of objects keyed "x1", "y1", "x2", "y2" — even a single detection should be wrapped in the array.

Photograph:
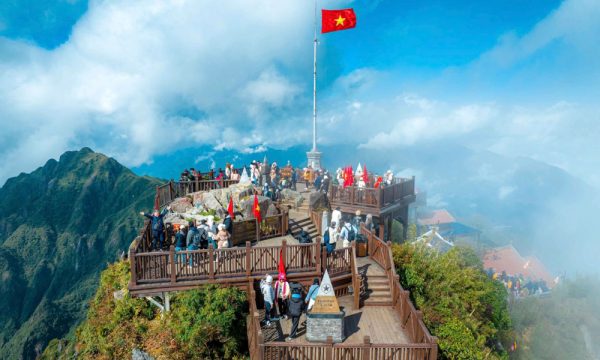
[
  {"x1": 192, "y1": 229, "x2": 202, "y2": 246},
  {"x1": 198, "y1": 228, "x2": 209, "y2": 245},
  {"x1": 348, "y1": 226, "x2": 356, "y2": 241}
]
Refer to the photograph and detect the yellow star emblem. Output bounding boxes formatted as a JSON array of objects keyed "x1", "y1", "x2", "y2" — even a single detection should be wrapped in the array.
[{"x1": 335, "y1": 15, "x2": 346, "y2": 26}]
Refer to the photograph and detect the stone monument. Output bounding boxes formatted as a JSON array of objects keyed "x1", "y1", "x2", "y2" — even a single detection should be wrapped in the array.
[{"x1": 306, "y1": 270, "x2": 345, "y2": 343}]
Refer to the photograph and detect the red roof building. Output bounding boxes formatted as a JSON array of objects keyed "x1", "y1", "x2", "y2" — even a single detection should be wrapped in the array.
[
  {"x1": 417, "y1": 209, "x2": 456, "y2": 226},
  {"x1": 483, "y1": 245, "x2": 555, "y2": 288}
]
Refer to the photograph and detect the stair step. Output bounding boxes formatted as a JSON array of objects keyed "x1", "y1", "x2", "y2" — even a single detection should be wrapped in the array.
[
  {"x1": 367, "y1": 291, "x2": 392, "y2": 300},
  {"x1": 367, "y1": 284, "x2": 391, "y2": 291},
  {"x1": 366, "y1": 278, "x2": 389, "y2": 284},
  {"x1": 362, "y1": 301, "x2": 393, "y2": 306}
]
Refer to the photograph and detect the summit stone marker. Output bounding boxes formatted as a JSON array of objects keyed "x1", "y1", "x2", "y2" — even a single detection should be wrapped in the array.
[{"x1": 306, "y1": 270, "x2": 345, "y2": 343}]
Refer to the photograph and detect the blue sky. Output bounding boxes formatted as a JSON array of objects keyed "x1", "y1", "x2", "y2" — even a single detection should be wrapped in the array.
[{"x1": 0, "y1": 0, "x2": 599, "y2": 189}]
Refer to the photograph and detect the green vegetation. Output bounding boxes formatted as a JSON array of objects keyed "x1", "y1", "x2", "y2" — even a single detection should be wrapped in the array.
[
  {"x1": 41, "y1": 261, "x2": 249, "y2": 360},
  {"x1": 510, "y1": 276, "x2": 600, "y2": 359},
  {"x1": 0, "y1": 148, "x2": 160, "y2": 359},
  {"x1": 392, "y1": 243, "x2": 512, "y2": 360}
]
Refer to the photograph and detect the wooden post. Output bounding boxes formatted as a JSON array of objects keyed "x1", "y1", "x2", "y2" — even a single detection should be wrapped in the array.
[
  {"x1": 379, "y1": 220, "x2": 385, "y2": 240},
  {"x1": 430, "y1": 337, "x2": 439, "y2": 360},
  {"x1": 257, "y1": 333, "x2": 264, "y2": 360},
  {"x1": 325, "y1": 336, "x2": 333, "y2": 360},
  {"x1": 316, "y1": 243, "x2": 322, "y2": 277},
  {"x1": 281, "y1": 239, "x2": 287, "y2": 270},
  {"x1": 255, "y1": 219, "x2": 261, "y2": 242},
  {"x1": 129, "y1": 248, "x2": 137, "y2": 286},
  {"x1": 169, "y1": 245, "x2": 176, "y2": 284},
  {"x1": 361, "y1": 336, "x2": 371, "y2": 360},
  {"x1": 155, "y1": 185, "x2": 160, "y2": 208},
  {"x1": 246, "y1": 241, "x2": 252, "y2": 277},
  {"x1": 208, "y1": 244, "x2": 215, "y2": 281}
]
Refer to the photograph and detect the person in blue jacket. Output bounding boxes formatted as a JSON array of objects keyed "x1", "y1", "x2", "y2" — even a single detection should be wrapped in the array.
[{"x1": 140, "y1": 206, "x2": 170, "y2": 251}]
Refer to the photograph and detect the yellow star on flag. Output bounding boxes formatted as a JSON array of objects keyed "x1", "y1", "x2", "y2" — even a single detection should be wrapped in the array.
[
  {"x1": 334, "y1": 15, "x2": 345, "y2": 26},
  {"x1": 255, "y1": 205, "x2": 260, "y2": 212}
]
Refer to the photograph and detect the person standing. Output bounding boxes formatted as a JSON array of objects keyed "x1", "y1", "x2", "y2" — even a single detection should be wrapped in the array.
[
  {"x1": 186, "y1": 221, "x2": 201, "y2": 266},
  {"x1": 140, "y1": 206, "x2": 171, "y2": 251},
  {"x1": 291, "y1": 169, "x2": 297, "y2": 190},
  {"x1": 174, "y1": 224, "x2": 187, "y2": 264},
  {"x1": 326, "y1": 221, "x2": 339, "y2": 254},
  {"x1": 320, "y1": 173, "x2": 330, "y2": 195},
  {"x1": 223, "y1": 212, "x2": 233, "y2": 247},
  {"x1": 340, "y1": 220, "x2": 353, "y2": 249},
  {"x1": 260, "y1": 275, "x2": 275, "y2": 327},
  {"x1": 286, "y1": 282, "x2": 305, "y2": 341},
  {"x1": 274, "y1": 274, "x2": 290, "y2": 319},
  {"x1": 305, "y1": 278, "x2": 320, "y2": 311},
  {"x1": 331, "y1": 207, "x2": 342, "y2": 231}
]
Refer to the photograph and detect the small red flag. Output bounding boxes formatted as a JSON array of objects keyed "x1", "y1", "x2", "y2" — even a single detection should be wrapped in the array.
[
  {"x1": 363, "y1": 165, "x2": 369, "y2": 184},
  {"x1": 278, "y1": 248, "x2": 286, "y2": 277},
  {"x1": 374, "y1": 176, "x2": 383, "y2": 188},
  {"x1": 227, "y1": 196, "x2": 235, "y2": 219},
  {"x1": 253, "y1": 194, "x2": 262, "y2": 223},
  {"x1": 322, "y1": 9, "x2": 357, "y2": 34}
]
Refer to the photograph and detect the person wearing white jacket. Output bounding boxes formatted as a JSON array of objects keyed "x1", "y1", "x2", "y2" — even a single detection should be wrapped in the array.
[
  {"x1": 260, "y1": 274, "x2": 275, "y2": 327},
  {"x1": 331, "y1": 207, "x2": 342, "y2": 231}
]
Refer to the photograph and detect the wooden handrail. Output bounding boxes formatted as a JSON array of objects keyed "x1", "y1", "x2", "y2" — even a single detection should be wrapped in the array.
[
  {"x1": 351, "y1": 241, "x2": 361, "y2": 309},
  {"x1": 360, "y1": 224, "x2": 437, "y2": 351}
]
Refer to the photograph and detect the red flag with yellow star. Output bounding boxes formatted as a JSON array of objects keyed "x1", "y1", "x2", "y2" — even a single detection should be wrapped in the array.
[
  {"x1": 322, "y1": 9, "x2": 356, "y2": 34},
  {"x1": 253, "y1": 194, "x2": 262, "y2": 223}
]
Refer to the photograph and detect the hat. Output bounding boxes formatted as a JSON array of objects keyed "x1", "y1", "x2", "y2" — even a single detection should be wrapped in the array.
[
  {"x1": 266, "y1": 274, "x2": 273, "y2": 283},
  {"x1": 180, "y1": 223, "x2": 187, "y2": 228},
  {"x1": 217, "y1": 224, "x2": 225, "y2": 231},
  {"x1": 355, "y1": 210, "x2": 361, "y2": 216},
  {"x1": 278, "y1": 273, "x2": 286, "y2": 281}
]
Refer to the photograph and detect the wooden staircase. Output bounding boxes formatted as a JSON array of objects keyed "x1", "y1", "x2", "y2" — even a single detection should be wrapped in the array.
[
  {"x1": 288, "y1": 215, "x2": 319, "y2": 240},
  {"x1": 356, "y1": 258, "x2": 393, "y2": 306},
  {"x1": 362, "y1": 274, "x2": 393, "y2": 306}
]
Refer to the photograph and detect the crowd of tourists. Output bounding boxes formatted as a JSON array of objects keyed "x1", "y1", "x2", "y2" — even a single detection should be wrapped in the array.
[
  {"x1": 260, "y1": 273, "x2": 319, "y2": 341},
  {"x1": 487, "y1": 270, "x2": 551, "y2": 298},
  {"x1": 139, "y1": 206, "x2": 235, "y2": 258}
]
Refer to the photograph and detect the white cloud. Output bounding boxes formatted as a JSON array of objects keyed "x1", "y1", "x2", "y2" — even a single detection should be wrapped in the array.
[
  {"x1": 0, "y1": 0, "x2": 332, "y2": 184},
  {"x1": 359, "y1": 99, "x2": 495, "y2": 149},
  {"x1": 498, "y1": 186, "x2": 516, "y2": 200},
  {"x1": 476, "y1": 0, "x2": 600, "y2": 68}
]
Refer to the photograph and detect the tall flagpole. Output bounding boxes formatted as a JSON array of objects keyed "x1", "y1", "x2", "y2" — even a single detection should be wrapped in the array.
[
  {"x1": 307, "y1": 0, "x2": 322, "y2": 170},
  {"x1": 312, "y1": 0, "x2": 318, "y2": 152}
]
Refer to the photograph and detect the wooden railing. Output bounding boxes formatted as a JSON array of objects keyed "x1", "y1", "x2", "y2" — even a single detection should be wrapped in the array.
[
  {"x1": 361, "y1": 225, "x2": 438, "y2": 353},
  {"x1": 132, "y1": 241, "x2": 323, "y2": 286},
  {"x1": 262, "y1": 337, "x2": 437, "y2": 360},
  {"x1": 231, "y1": 213, "x2": 288, "y2": 246},
  {"x1": 310, "y1": 209, "x2": 323, "y2": 238},
  {"x1": 328, "y1": 177, "x2": 415, "y2": 210},
  {"x1": 247, "y1": 282, "x2": 264, "y2": 360},
  {"x1": 351, "y1": 242, "x2": 362, "y2": 309},
  {"x1": 155, "y1": 179, "x2": 240, "y2": 208}
]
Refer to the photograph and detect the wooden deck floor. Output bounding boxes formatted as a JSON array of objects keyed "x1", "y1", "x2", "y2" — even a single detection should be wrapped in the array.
[{"x1": 260, "y1": 295, "x2": 411, "y2": 345}]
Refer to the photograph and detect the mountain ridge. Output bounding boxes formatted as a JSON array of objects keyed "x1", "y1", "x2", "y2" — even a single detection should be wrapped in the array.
[{"x1": 0, "y1": 147, "x2": 161, "y2": 359}]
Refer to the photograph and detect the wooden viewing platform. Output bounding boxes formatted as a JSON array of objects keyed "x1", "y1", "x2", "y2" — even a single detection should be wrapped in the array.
[{"x1": 128, "y1": 176, "x2": 437, "y2": 359}]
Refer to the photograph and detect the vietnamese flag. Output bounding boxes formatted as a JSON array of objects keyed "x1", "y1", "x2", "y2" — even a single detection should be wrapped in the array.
[
  {"x1": 363, "y1": 164, "x2": 369, "y2": 184},
  {"x1": 253, "y1": 194, "x2": 262, "y2": 223},
  {"x1": 322, "y1": 9, "x2": 356, "y2": 34},
  {"x1": 227, "y1": 196, "x2": 235, "y2": 219}
]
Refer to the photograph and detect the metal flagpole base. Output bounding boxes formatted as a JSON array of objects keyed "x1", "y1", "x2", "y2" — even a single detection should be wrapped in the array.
[{"x1": 306, "y1": 150, "x2": 322, "y2": 170}]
